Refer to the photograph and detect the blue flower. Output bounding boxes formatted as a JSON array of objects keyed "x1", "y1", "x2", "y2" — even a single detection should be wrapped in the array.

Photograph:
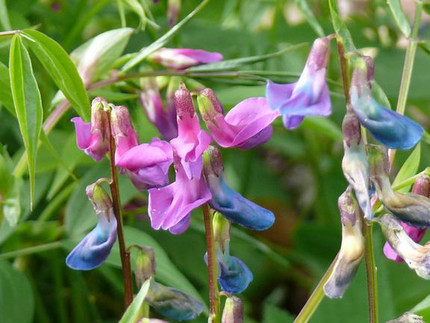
[
  {"x1": 217, "y1": 254, "x2": 253, "y2": 294},
  {"x1": 66, "y1": 182, "x2": 117, "y2": 270},
  {"x1": 350, "y1": 58, "x2": 423, "y2": 150},
  {"x1": 266, "y1": 37, "x2": 332, "y2": 129}
]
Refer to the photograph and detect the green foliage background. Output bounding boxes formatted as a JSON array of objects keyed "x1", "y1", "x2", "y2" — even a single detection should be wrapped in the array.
[{"x1": 0, "y1": 0, "x2": 430, "y2": 322}]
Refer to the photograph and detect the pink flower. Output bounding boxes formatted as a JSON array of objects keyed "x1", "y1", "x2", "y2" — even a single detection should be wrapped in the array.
[
  {"x1": 170, "y1": 84, "x2": 212, "y2": 179},
  {"x1": 197, "y1": 89, "x2": 279, "y2": 149},
  {"x1": 72, "y1": 97, "x2": 110, "y2": 161},
  {"x1": 148, "y1": 48, "x2": 223, "y2": 70}
]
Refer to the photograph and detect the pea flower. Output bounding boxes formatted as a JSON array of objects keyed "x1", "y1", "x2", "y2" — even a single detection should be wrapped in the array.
[
  {"x1": 266, "y1": 36, "x2": 332, "y2": 129},
  {"x1": 341, "y1": 111, "x2": 372, "y2": 219},
  {"x1": 383, "y1": 175, "x2": 429, "y2": 262},
  {"x1": 148, "y1": 153, "x2": 211, "y2": 234},
  {"x1": 377, "y1": 213, "x2": 430, "y2": 279},
  {"x1": 368, "y1": 145, "x2": 430, "y2": 228},
  {"x1": 202, "y1": 146, "x2": 275, "y2": 230},
  {"x1": 197, "y1": 89, "x2": 279, "y2": 149},
  {"x1": 324, "y1": 189, "x2": 364, "y2": 298},
  {"x1": 170, "y1": 84, "x2": 212, "y2": 179},
  {"x1": 148, "y1": 48, "x2": 223, "y2": 70},
  {"x1": 71, "y1": 97, "x2": 110, "y2": 161},
  {"x1": 111, "y1": 105, "x2": 173, "y2": 190},
  {"x1": 140, "y1": 77, "x2": 178, "y2": 140},
  {"x1": 222, "y1": 296, "x2": 244, "y2": 323},
  {"x1": 350, "y1": 57, "x2": 423, "y2": 150},
  {"x1": 206, "y1": 213, "x2": 253, "y2": 294},
  {"x1": 66, "y1": 180, "x2": 117, "y2": 270}
]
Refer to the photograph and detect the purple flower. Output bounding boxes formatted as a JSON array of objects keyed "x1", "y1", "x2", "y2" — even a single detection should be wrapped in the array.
[
  {"x1": 148, "y1": 155, "x2": 211, "y2": 233},
  {"x1": 66, "y1": 181, "x2": 117, "y2": 270},
  {"x1": 266, "y1": 37, "x2": 332, "y2": 129},
  {"x1": 148, "y1": 48, "x2": 223, "y2": 70},
  {"x1": 110, "y1": 104, "x2": 139, "y2": 161},
  {"x1": 170, "y1": 84, "x2": 212, "y2": 179},
  {"x1": 116, "y1": 138, "x2": 173, "y2": 190},
  {"x1": 350, "y1": 57, "x2": 423, "y2": 150},
  {"x1": 140, "y1": 77, "x2": 178, "y2": 140},
  {"x1": 71, "y1": 97, "x2": 110, "y2": 161},
  {"x1": 203, "y1": 146, "x2": 275, "y2": 230},
  {"x1": 197, "y1": 89, "x2": 280, "y2": 149}
]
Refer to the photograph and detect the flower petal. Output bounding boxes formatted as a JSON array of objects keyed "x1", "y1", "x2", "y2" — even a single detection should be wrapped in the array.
[{"x1": 218, "y1": 255, "x2": 253, "y2": 294}]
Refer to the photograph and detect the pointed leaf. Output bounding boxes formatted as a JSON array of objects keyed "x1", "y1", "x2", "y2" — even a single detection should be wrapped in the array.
[
  {"x1": 21, "y1": 29, "x2": 90, "y2": 121},
  {"x1": 9, "y1": 34, "x2": 43, "y2": 207},
  {"x1": 293, "y1": 0, "x2": 325, "y2": 37},
  {"x1": 387, "y1": 0, "x2": 411, "y2": 37},
  {"x1": 0, "y1": 62, "x2": 14, "y2": 115},
  {"x1": 328, "y1": 0, "x2": 355, "y2": 51},
  {"x1": 119, "y1": 279, "x2": 151, "y2": 323},
  {"x1": 0, "y1": 0, "x2": 11, "y2": 30},
  {"x1": 392, "y1": 143, "x2": 421, "y2": 193}
]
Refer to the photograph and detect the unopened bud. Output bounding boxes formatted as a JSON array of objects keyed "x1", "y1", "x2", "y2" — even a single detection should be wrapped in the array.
[
  {"x1": 167, "y1": 0, "x2": 181, "y2": 27},
  {"x1": 221, "y1": 296, "x2": 244, "y2": 323},
  {"x1": 135, "y1": 247, "x2": 156, "y2": 287}
]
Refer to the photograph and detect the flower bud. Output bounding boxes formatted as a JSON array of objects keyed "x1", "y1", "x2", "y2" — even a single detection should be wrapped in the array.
[
  {"x1": 66, "y1": 180, "x2": 117, "y2": 270},
  {"x1": 324, "y1": 189, "x2": 364, "y2": 298},
  {"x1": 167, "y1": 0, "x2": 181, "y2": 27},
  {"x1": 148, "y1": 48, "x2": 223, "y2": 70},
  {"x1": 135, "y1": 247, "x2": 156, "y2": 287},
  {"x1": 221, "y1": 296, "x2": 244, "y2": 323},
  {"x1": 202, "y1": 146, "x2": 275, "y2": 231},
  {"x1": 350, "y1": 57, "x2": 423, "y2": 150},
  {"x1": 386, "y1": 312, "x2": 424, "y2": 323},
  {"x1": 146, "y1": 280, "x2": 204, "y2": 321},
  {"x1": 213, "y1": 212, "x2": 231, "y2": 251},
  {"x1": 377, "y1": 214, "x2": 430, "y2": 279},
  {"x1": 110, "y1": 105, "x2": 139, "y2": 160},
  {"x1": 71, "y1": 97, "x2": 110, "y2": 161}
]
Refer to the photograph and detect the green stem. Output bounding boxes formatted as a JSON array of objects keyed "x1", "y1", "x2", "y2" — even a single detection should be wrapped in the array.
[
  {"x1": 389, "y1": 1, "x2": 423, "y2": 166},
  {"x1": 0, "y1": 241, "x2": 62, "y2": 259},
  {"x1": 363, "y1": 222, "x2": 378, "y2": 323},
  {"x1": 294, "y1": 253, "x2": 338, "y2": 323},
  {"x1": 107, "y1": 113, "x2": 133, "y2": 309},
  {"x1": 203, "y1": 204, "x2": 220, "y2": 323}
]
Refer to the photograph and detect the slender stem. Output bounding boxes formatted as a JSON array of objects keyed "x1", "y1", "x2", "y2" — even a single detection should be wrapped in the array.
[
  {"x1": 389, "y1": 1, "x2": 423, "y2": 166},
  {"x1": 107, "y1": 113, "x2": 133, "y2": 309},
  {"x1": 336, "y1": 39, "x2": 351, "y2": 109},
  {"x1": 203, "y1": 204, "x2": 220, "y2": 323},
  {"x1": 294, "y1": 253, "x2": 338, "y2": 323},
  {"x1": 0, "y1": 241, "x2": 62, "y2": 259},
  {"x1": 363, "y1": 222, "x2": 378, "y2": 323}
]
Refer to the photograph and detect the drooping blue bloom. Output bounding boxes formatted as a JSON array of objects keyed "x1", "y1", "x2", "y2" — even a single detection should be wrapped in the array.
[
  {"x1": 350, "y1": 58, "x2": 423, "y2": 150},
  {"x1": 266, "y1": 37, "x2": 332, "y2": 129},
  {"x1": 202, "y1": 146, "x2": 275, "y2": 231},
  {"x1": 217, "y1": 254, "x2": 253, "y2": 294},
  {"x1": 66, "y1": 182, "x2": 117, "y2": 270}
]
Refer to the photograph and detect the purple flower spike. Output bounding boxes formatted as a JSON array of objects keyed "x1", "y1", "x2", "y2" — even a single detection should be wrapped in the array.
[
  {"x1": 148, "y1": 156, "x2": 212, "y2": 232},
  {"x1": 148, "y1": 48, "x2": 223, "y2": 70},
  {"x1": 66, "y1": 181, "x2": 117, "y2": 270},
  {"x1": 197, "y1": 89, "x2": 280, "y2": 149},
  {"x1": 71, "y1": 97, "x2": 110, "y2": 161},
  {"x1": 170, "y1": 84, "x2": 212, "y2": 179},
  {"x1": 116, "y1": 138, "x2": 173, "y2": 190},
  {"x1": 140, "y1": 78, "x2": 178, "y2": 140},
  {"x1": 266, "y1": 37, "x2": 332, "y2": 129}
]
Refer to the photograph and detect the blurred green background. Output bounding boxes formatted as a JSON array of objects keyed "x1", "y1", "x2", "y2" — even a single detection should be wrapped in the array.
[{"x1": 0, "y1": 0, "x2": 430, "y2": 322}]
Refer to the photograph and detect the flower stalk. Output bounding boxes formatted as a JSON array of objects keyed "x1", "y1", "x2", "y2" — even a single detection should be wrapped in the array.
[
  {"x1": 203, "y1": 204, "x2": 221, "y2": 322},
  {"x1": 107, "y1": 111, "x2": 133, "y2": 308}
]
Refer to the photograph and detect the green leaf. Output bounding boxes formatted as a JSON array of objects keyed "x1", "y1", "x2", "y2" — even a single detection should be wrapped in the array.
[
  {"x1": 121, "y1": 0, "x2": 210, "y2": 72},
  {"x1": 0, "y1": 62, "x2": 14, "y2": 115},
  {"x1": 0, "y1": 259, "x2": 34, "y2": 323},
  {"x1": 263, "y1": 303, "x2": 294, "y2": 323},
  {"x1": 20, "y1": 29, "x2": 90, "y2": 121},
  {"x1": 301, "y1": 116, "x2": 343, "y2": 141},
  {"x1": 387, "y1": 0, "x2": 411, "y2": 37},
  {"x1": 119, "y1": 279, "x2": 151, "y2": 323},
  {"x1": 0, "y1": 0, "x2": 11, "y2": 30},
  {"x1": 2, "y1": 178, "x2": 21, "y2": 227},
  {"x1": 328, "y1": 0, "x2": 355, "y2": 51},
  {"x1": 105, "y1": 226, "x2": 203, "y2": 302},
  {"x1": 418, "y1": 40, "x2": 430, "y2": 56},
  {"x1": 293, "y1": 0, "x2": 325, "y2": 37},
  {"x1": 9, "y1": 34, "x2": 43, "y2": 208},
  {"x1": 392, "y1": 143, "x2": 421, "y2": 193},
  {"x1": 188, "y1": 43, "x2": 306, "y2": 72},
  {"x1": 70, "y1": 28, "x2": 133, "y2": 84}
]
